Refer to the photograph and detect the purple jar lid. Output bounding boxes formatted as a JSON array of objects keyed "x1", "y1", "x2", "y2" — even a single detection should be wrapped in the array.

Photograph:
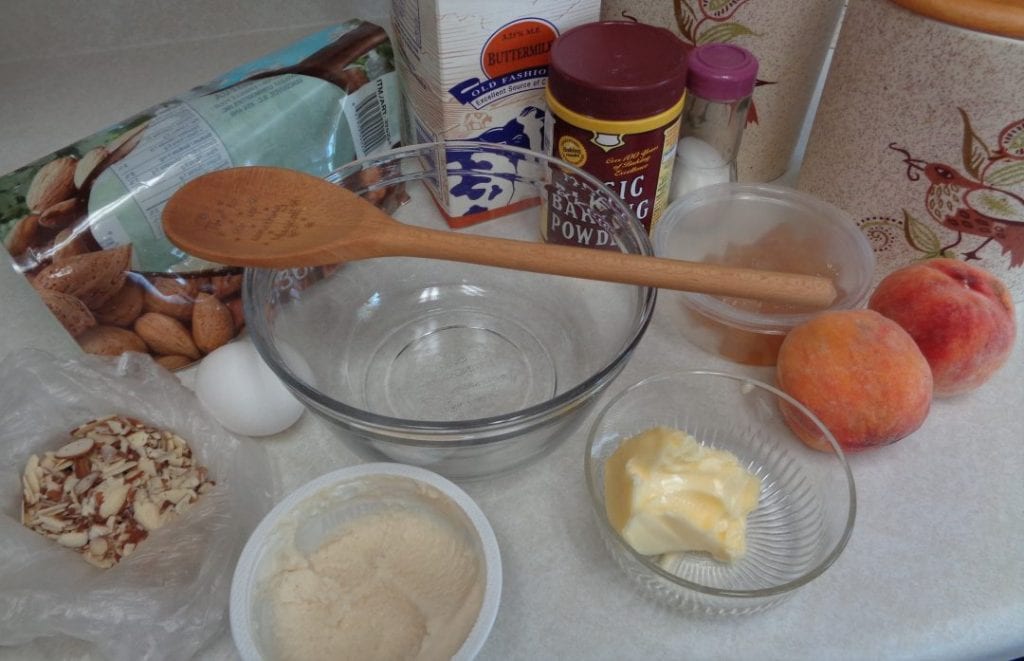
[{"x1": 686, "y1": 44, "x2": 758, "y2": 102}]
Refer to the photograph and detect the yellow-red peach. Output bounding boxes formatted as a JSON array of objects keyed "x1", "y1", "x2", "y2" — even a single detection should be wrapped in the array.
[
  {"x1": 868, "y1": 259, "x2": 1016, "y2": 397},
  {"x1": 776, "y1": 309, "x2": 933, "y2": 452}
]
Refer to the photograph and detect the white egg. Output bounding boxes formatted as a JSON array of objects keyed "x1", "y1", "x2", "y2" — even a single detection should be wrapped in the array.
[{"x1": 194, "y1": 340, "x2": 313, "y2": 437}]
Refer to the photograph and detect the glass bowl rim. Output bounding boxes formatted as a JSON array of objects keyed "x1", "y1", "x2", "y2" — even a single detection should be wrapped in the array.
[
  {"x1": 243, "y1": 140, "x2": 657, "y2": 445},
  {"x1": 584, "y1": 369, "x2": 857, "y2": 598}
]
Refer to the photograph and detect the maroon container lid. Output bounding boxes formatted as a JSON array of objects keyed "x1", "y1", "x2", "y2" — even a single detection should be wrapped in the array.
[
  {"x1": 686, "y1": 44, "x2": 759, "y2": 102},
  {"x1": 548, "y1": 21, "x2": 688, "y2": 121}
]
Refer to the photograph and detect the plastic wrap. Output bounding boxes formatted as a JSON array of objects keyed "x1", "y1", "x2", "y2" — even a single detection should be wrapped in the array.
[{"x1": 0, "y1": 349, "x2": 277, "y2": 660}]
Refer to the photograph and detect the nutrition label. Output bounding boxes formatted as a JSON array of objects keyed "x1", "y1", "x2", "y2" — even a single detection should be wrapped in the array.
[{"x1": 108, "y1": 102, "x2": 232, "y2": 239}]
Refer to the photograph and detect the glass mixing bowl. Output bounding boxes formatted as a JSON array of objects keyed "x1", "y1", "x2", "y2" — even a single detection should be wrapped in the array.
[
  {"x1": 245, "y1": 142, "x2": 656, "y2": 480},
  {"x1": 586, "y1": 371, "x2": 856, "y2": 615}
]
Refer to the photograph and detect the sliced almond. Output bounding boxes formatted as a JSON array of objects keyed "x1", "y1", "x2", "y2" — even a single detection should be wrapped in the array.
[
  {"x1": 23, "y1": 455, "x2": 40, "y2": 494},
  {"x1": 57, "y1": 531, "x2": 88, "y2": 548},
  {"x1": 73, "y1": 457, "x2": 91, "y2": 479},
  {"x1": 84, "y1": 554, "x2": 116, "y2": 569},
  {"x1": 98, "y1": 482, "x2": 129, "y2": 518},
  {"x1": 38, "y1": 514, "x2": 69, "y2": 533},
  {"x1": 159, "y1": 488, "x2": 194, "y2": 505},
  {"x1": 36, "y1": 503, "x2": 69, "y2": 516},
  {"x1": 126, "y1": 430, "x2": 148, "y2": 449},
  {"x1": 174, "y1": 497, "x2": 197, "y2": 515},
  {"x1": 133, "y1": 495, "x2": 163, "y2": 531},
  {"x1": 89, "y1": 536, "x2": 109, "y2": 555},
  {"x1": 102, "y1": 460, "x2": 137, "y2": 478},
  {"x1": 80, "y1": 496, "x2": 97, "y2": 519},
  {"x1": 85, "y1": 431, "x2": 117, "y2": 445},
  {"x1": 74, "y1": 472, "x2": 100, "y2": 495},
  {"x1": 22, "y1": 477, "x2": 38, "y2": 507},
  {"x1": 137, "y1": 456, "x2": 157, "y2": 476},
  {"x1": 55, "y1": 436, "x2": 95, "y2": 459},
  {"x1": 88, "y1": 525, "x2": 110, "y2": 540}
]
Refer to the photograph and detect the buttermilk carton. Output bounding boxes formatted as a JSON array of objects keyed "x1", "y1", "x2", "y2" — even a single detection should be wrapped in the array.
[{"x1": 391, "y1": 0, "x2": 600, "y2": 227}]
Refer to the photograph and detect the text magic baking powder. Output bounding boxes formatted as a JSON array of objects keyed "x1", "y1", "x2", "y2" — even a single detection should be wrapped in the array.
[{"x1": 543, "y1": 21, "x2": 687, "y2": 247}]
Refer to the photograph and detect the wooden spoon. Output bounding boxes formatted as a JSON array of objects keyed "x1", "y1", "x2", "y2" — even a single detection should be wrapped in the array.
[{"x1": 161, "y1": 166, "x2": 838, "y2": 308}]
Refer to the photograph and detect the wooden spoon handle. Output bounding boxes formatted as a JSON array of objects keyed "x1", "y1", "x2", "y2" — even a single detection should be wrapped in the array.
[{"x1": 382, "y1": 225, "x2": 838, "y2": 308}]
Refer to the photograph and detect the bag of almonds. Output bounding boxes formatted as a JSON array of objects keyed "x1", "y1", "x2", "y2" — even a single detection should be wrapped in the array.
[
  {"x1": 0, "y1": 349, "x2": 276, "y2": 660},
  {"x1": 0, "y1": 19, "x2": 404, "y2": 369}
]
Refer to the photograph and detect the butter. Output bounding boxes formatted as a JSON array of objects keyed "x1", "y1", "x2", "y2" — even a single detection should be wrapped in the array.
[{"x1": 604, "y1": 426, "x2": 760, "y2": 563}]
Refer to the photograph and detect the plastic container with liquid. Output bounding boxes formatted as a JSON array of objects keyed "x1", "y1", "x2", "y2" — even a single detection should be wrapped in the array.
[{"x1": 652, "y1": 183, "x2": 876, "y2": 366}]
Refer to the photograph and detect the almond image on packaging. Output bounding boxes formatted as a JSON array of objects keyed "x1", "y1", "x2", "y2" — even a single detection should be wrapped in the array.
[{"x1": 32, "y1": 244, "x2": 132, "y2": 309}]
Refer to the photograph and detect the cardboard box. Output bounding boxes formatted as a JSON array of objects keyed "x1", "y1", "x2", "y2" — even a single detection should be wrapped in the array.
[{"x1": 391, "y1": 0, "x2": 599, "y2": 227}]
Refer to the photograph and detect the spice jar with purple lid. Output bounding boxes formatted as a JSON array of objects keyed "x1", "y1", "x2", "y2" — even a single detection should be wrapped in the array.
[
  {"x1": 542, "y1": 21, "x2": 687, "y2": 247},
  {"x1": 670, "y1": 44, "x2": 759, "y2": 201}
]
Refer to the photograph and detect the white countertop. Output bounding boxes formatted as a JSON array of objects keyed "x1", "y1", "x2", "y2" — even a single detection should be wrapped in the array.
[{"x1": 2, "y1": 12, "x2": 1023, "y2": 661}]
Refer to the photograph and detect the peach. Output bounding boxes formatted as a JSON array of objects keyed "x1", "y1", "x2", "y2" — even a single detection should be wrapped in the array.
[
  {"x1": 776, "y1": 309, "x2": 933, "y2": 452},
  {"x1": 868, "y1": 259, "x2": 1016, "y2": 397}
]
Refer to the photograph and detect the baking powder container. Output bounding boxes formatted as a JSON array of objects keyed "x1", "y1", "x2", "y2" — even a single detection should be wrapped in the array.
[
  {"x1": 798, "y1": 0, "x2": 1024, "y2": 299},
  {"x1": 542, "y1": 21, "x2": 687, "y2": 246}
]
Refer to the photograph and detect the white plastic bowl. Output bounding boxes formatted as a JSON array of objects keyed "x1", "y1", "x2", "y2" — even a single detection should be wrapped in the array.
[{"x1": 230, "y1": 463, "x2": 502, "y2": 660}]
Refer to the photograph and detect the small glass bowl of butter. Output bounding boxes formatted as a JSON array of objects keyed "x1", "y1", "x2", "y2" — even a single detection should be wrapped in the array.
[{"x1": 585, "y1": 371, "x2": 856, "y2": 615}]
